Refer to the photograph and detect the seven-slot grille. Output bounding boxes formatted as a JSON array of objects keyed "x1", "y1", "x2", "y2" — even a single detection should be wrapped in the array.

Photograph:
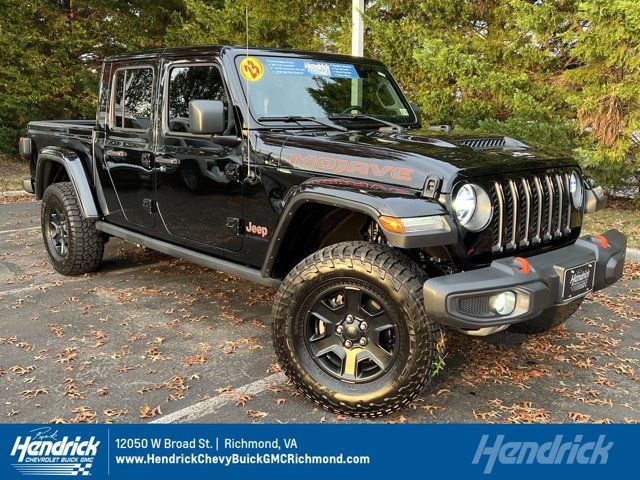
[{"x1": 488, "y1": 170, "x2": 576, "y2": 254}]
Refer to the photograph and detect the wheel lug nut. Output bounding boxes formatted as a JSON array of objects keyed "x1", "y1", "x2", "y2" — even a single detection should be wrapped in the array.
[
  {"x1": 359, "y1": 322, "x2": 367, "y2": 331},
  {"x1": 344, "y1": 340, "x2": 353, "y2": 348},
  {"x1": 359, "y1": 338, "x2": 368, "y2": 346},
  {"x1": 336, "y1": 326, "x2": 343, "y2": 334},
  {"x1": 346, "y1": 315, "x2": 354, "y2": 323}
]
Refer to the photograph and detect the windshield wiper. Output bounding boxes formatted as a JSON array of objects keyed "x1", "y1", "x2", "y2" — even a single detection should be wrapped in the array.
[
  {"x1": 329, "y1": 114, "x2": 405, "y2": 133},
  {"x1": 258, "y1": 116, "x2": 348, "y2": 132}
]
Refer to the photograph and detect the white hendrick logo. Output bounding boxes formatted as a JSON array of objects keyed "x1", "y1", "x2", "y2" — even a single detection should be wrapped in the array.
[
  {"x1": 569, "y1": 269, "x2": 590, "y2": 286},
  {"x1": 10, "y1": 428, "x2": 100, "y2": 476},
  {"x1": 304, "y1": 62, "x2": 331, "y2": 76},
  {"x1": 473, "y1": 434, "x2": 612, "y2": 474}
]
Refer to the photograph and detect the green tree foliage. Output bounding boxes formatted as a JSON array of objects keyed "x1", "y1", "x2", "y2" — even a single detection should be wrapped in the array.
[
  {"x1": 164, "y1": 0, "x2": 349, "y2": 51},
  {"x1": 0, "y1": 0, "x2": 183, "y2": 152},
  {"x1": 564, "y1": 1, "x2": 640, "y2": 191},
  {"x1": 1, "y1": 0, "x2": 638, "y2": 195},
  {"x1": 365, "y1": 1, "x2": 581, "y2": 142},
  {"x1": 365, "y1": 0, "x2": 640, "y2": 193}
]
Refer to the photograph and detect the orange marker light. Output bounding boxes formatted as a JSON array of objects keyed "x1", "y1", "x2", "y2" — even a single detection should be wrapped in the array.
[
  {"x1": 514, "y1": 257, "x2": 531, "y2": 274},
  {"x1": 594, "y1": 234, "x2": 609, "y2": 249},
  {"x1": 379, "y1": 216, "x2": 406, "y2": 234}
]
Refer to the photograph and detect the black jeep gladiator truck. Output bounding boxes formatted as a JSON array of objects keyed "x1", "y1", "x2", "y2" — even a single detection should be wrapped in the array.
[{"x1": 19, "y1": 46, "x2": 625, "y2": 417}]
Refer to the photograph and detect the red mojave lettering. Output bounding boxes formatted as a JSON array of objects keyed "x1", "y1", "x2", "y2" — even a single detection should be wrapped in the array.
[{"x1": 288, "y1": 152, "x2": 414, "y2": 183}]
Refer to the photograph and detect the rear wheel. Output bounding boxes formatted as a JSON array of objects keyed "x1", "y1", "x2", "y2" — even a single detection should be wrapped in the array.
[
  {"x1": 41, "y1": 182, "x2": 104, "y2": 276},
  {"x1": 509, "y1": 298, "x2": 584, "y2": 334},
  {"x1": 272, "y1": 242, "x2": 443, "y2": 417}
]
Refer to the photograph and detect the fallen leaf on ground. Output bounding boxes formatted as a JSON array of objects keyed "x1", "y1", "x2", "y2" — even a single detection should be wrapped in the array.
[
  {"x1": 139, "y1": 405, "x2": 162, "y2": 419},
  {"x1": 10, "y1": 365, "x2": 35, "y2": 376},
  {"x1": 246, "y1": 409, "x2": 268, "y2": 419},
  {"x1": 20, "y1": 388, "x2": 48, "y2": 399},
  {"x1": 184, "y1": 354, "x2": 208, "y2": 366},
  {"x1": 104, "y1": 408, "x2": 127, "y2": 418}
]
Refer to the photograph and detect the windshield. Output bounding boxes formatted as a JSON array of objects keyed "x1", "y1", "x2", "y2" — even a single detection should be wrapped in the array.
[{"x1": 235, "y1": 55, "x2": 415, "y2": 125}]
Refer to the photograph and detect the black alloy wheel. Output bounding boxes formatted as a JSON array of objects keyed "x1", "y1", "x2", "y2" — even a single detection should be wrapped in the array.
[
  {"x1": 45, "y1": 204, "x2": 70, "y2": 261},
  {"x1": 272, "y1": 241, "x2": 443, "y2": 417},
  {"x1": 41, "y1": 182, "x2": 105, "y2": 276},
  {"x1": 304, "y1": 283, "x2": 398, "y2": 383}
]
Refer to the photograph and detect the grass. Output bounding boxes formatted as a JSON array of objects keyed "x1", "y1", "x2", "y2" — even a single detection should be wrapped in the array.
[
  {"x1": 583, "y1": 197, "x2": 640, "y2": 248},
  {"x1": 0, "y1": 154, "x2": 28, "y2": 192}
]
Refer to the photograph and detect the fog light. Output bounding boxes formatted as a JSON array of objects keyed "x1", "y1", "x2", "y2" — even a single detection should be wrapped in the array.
[{"x1": 490, "y1": 291, "x2": 516, "y2": 316}]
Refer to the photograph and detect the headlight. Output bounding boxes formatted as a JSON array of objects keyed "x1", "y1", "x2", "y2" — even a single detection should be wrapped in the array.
[
  {"x1": 453, "y1": 184, "x2": 476, "y2": 225},
  {"x1": 453, "y1": 183, "x2": 492, "y2": 231},
  {"x1": 570, "y1": 171, "x2": 583, "y2": 208}
]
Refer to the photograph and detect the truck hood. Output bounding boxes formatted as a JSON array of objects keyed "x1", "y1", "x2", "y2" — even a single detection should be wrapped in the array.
[{"x1": 276, "y1": 129, "x2": 579, "y2": 192}]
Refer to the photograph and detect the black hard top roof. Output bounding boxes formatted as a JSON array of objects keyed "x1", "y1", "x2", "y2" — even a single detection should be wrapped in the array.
[{"x1": 104, "y1": 45, "x2": 383, "y2": 65}]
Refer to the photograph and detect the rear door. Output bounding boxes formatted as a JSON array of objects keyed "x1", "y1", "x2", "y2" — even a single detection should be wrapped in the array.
[
  {"x1": 154, "y1": 60, "x2": 243, "y2": 251},
  {"x1": 103, "y1": 63, "x2": 156, "y2": 229}
]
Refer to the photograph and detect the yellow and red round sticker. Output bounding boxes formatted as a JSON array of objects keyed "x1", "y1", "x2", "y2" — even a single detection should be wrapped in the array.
[{"x1": 239, "y1": 57, "x2": 264, "y2": 81}]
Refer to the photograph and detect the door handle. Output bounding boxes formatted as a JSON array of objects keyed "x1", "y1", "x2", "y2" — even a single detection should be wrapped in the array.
[
  {"x1": 105, "y1": 149, "x2": 127, "y2": 158},
  {"x1": 155, "y1": 156, "x2": 180, "y2": 166}
]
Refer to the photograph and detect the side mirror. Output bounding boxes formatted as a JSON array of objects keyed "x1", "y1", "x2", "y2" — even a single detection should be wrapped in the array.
[
  {"x1": 584, "y1": 185, "x2": 608, "y2": 213},
  {"x1": 410, "y1": 103, "x2": 422, "y2": 120},
  {"x1": 188, "y1": 100, "x2": 225, "y2": 135}
]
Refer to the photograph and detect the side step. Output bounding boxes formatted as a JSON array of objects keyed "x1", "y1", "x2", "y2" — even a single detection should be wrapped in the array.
[{"x1": 95, "y1": 221, "x2": 281, "y2": 288}]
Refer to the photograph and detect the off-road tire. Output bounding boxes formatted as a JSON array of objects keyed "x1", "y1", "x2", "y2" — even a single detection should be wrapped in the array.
[
  {"x1": 272, "y1": 241, "x2": 443, "y2": 417},
  {"x1": 41, "y1": 182, "x2": 104, "y2": 276},
  {"x1": 508, "y1": 298, "x2": 584, "y2": 334}
]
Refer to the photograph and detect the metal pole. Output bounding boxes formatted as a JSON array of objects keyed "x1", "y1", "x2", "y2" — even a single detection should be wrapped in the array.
[
  {"x1": 350, "y1": 0, "x2": 365, "y2": 109},
  {"x1": 351, "y1": 0, "x2": 364, "y2": 57}
]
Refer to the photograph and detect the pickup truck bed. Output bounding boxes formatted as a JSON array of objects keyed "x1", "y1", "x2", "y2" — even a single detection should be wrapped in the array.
[
  {"x1": 23, "y1": 120, "x2": 95, "y2": 183},
  {"x1": 28, "y1": 119, "x2": 94, "y2": 132}
]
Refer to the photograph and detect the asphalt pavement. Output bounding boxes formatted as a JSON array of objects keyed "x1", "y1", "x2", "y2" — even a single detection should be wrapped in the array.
[{"x1": 1, "y1": 200, "x2": 638, "y2": 424}]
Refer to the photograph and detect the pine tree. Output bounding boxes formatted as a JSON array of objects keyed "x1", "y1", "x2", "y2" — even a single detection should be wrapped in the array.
[
  {"x1": 364, "y1": 0, "x2": 639, "y2": 193},
  {"x1": 1, "y1": 0, "x2": 638, "y2": 195},
  {"x1": 0, "y1": 0, "x2": 183, "y2": 152},
  {"x1": 164, "y1": 0, "x2": 349, "y2": 52},
  {"x1": 565, "y1": 0, "x2": 640, "y2": 191}
]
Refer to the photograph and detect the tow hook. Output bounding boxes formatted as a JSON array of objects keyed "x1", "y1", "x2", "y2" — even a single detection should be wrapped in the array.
[
  {"x1": 592, "y1": 234, "x2": 610, "y2": 249},
  {"x1": 514, "y1": 256, "x2": 531, "y2": 274}
]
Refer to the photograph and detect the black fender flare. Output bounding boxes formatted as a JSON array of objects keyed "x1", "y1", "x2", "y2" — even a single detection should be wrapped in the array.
[
  {"x1": 35, "y1": 146, "x2": 100, "y2": 218},
  {"x1": 261, "y1": 182, "x2": 458, "y2": 277}
]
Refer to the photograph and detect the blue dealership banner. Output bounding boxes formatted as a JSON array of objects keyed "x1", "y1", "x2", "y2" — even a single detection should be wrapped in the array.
[
  {"x1": 263, "y1": 57, "x2": 360, "y2": 78},
  {"x1": 0, "y1": 424, "x2": 635, "y2": 479}
]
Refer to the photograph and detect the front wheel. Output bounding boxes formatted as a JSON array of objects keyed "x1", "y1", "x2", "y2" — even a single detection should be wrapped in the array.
[
  {"x1": 41, "y1": 182, "x2": 104, "y2": 276},
  {"x1": 272, "y1": 242, "x2": 443, "y2": 417}
]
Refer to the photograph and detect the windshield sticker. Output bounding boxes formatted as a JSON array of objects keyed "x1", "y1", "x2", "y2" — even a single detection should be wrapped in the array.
[
  {"x1": 264, "y1": 58, "x2": 359, "y2": 79},
  {"x1": 239, "y1": 57, "x2": 264, "y2": 81}
]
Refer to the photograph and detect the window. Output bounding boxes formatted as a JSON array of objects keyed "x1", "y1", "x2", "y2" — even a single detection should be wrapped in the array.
[
  {"x1": 167, "y1": 65, "x2": 227, "y2": 133},
  {"x1": 112, "y1": 67, "x2": 154, "y2": 130},
  {"x1": 235, "y1": 56, "x2": 414, "y2": 124}
]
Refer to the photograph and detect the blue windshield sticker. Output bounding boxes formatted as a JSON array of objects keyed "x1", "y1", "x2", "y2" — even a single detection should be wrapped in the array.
[{"x1": 264, "y1": 58, "x2": 359, "y2": 79}]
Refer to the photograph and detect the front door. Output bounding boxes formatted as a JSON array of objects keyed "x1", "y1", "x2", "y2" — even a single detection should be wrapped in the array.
[
  {"x1": 155, "y1": 61, "x2": 243, "y2": 251},
  {"x1": 104, "y1": 64, "x2": 156, "y2": 229}
]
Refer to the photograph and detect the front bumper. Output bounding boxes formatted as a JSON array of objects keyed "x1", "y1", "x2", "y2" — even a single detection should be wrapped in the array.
[{"x1": 423, "y1": 230, "x2": 626, "y2": 330}]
